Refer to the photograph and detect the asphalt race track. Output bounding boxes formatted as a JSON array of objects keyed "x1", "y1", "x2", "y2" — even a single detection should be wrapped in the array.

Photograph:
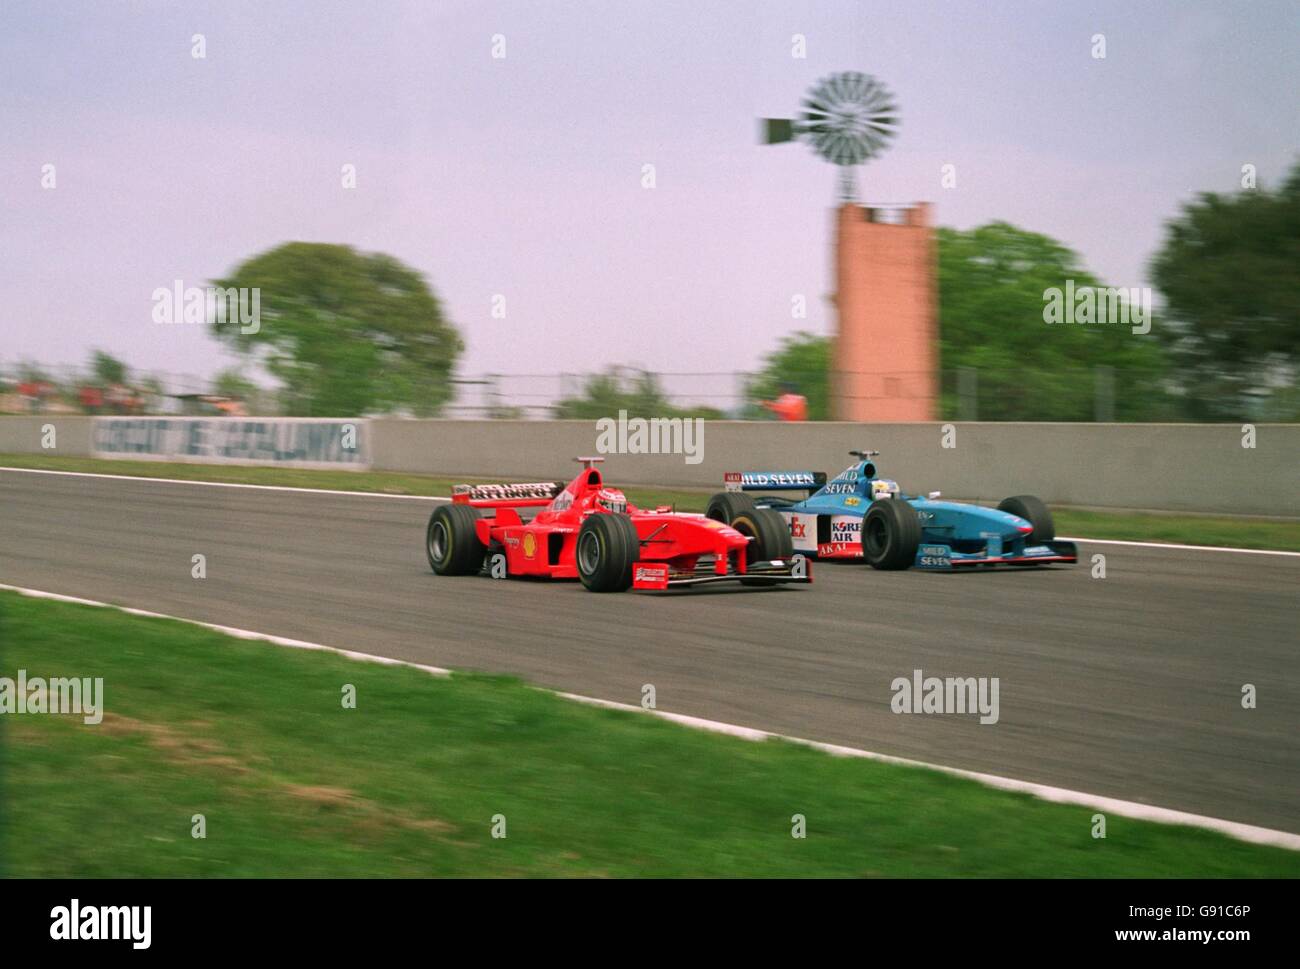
[{"x1": 2, "y1": 468, "x2": 1296, "y2": 833}]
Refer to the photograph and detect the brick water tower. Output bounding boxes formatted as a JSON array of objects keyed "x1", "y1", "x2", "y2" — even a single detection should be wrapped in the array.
[
  {"x1": 763, "y1": 72, "x2": 938, "y2": 421},
  {"x1": 832, "y1": 202, "x2": 938, "y2": 420}
]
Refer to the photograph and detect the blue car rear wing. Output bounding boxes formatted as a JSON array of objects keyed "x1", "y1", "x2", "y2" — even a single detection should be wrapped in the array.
[{"x1": 724, "y1": 470, "x2": 827, "y2": 492}]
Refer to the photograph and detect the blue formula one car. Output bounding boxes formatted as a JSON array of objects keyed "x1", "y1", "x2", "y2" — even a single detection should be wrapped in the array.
[{"x1": 705, "y1": 450, "x2": 1077, "y2": 571}]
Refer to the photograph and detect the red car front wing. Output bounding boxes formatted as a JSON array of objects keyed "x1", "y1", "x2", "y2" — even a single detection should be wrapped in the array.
[{"x1": 631, "y1": 555, "x2": 811, "y2": 591}]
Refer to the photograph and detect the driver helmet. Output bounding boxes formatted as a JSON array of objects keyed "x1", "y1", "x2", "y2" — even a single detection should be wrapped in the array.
[
  {"x1": 870, "y1": 478, "x2": 900, "y2": 500},
  {"x1": 595, "y1": 488, "x2": 628, "y2": 514}
]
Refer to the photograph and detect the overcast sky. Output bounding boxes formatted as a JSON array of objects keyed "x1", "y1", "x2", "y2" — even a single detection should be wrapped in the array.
[{"x1": 2, "y1": 0, "x2": 1296, "y2": 389}]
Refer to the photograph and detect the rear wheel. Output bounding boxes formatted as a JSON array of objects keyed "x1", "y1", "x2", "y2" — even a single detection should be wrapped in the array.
[
  {"x1": 426, "y1": 504, "x2": 485, "y2": 575},
  {"x1": 576, "y1": 513, "x2": 639, "y2": 592},
  {"x1": 861, "y1": 500, "x2": 921, "y2": 570},
  {"x1": 706, "y1": 491, "x2": 757, "y2": 525},
  {"x1": 997, "y1": 495, "x2": 1055, "y2": 543}
]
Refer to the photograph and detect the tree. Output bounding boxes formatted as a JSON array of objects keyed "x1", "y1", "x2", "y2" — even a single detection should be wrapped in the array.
[
  {"x1": 746, "y1": 224, "x2": 1175, "y2": 421},
  {"x1": 16, "y1": 361, "x2": 53, "y2": 384},
  {"x1": 553, "y1": 368, "x2": 725, "y2": 420},
  {"x1": 1150, "y1": 161, "x2": 1300, "y2": 419},
  {"x1": 90, "y1": 350, "x2": 129, "y2": 386},
  {"x1": 743, "y1": 331, "x2": 831, "y2": 419},
  {"x1": 210, "y1": 367, "x2": 259, "y2": 400},
  {"x1": 937, "y1": 222, "x2": 1173, "y2": 420},
  {"x1": 209, "y1": 243, "x2": 464, "y2": 416}
]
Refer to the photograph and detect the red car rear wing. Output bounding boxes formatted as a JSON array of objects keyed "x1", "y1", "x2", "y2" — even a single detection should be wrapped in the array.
[{"x1": 452, "y1": 481, "x2": 566, "y2": 509}]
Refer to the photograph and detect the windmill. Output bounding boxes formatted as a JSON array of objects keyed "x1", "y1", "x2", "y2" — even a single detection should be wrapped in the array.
[{"x1": 761, "y1": 71, "x2": 899, "y2": 202}]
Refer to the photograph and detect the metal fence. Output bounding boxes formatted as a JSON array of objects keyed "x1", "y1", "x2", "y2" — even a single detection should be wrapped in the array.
[
  {"x1": 3, "y1": 362, "x2": 1294, "y2": 422},
  {"x1": 0, "y1": 363, "x2": 274, "y2": 416},
  {"x1": 444, "y1": 367, "x2": 1296, "y2": 423},
  {"x1": 443, "y1": 371, "x2": 754, "y2": 420}
]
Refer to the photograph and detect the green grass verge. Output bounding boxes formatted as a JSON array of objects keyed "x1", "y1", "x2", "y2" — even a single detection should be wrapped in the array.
[
  {"x1": 1051, "y1": 508, "x2": 1300, "y2": 551},
  {"x1": 2, "y1": 452, "x2": 1297, "y2": 552},
  {"x1": 1, "y1": 591, "x2": 1296, "y2": 877}
]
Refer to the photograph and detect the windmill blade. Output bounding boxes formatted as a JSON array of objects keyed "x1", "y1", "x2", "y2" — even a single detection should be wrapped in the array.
[
  {"x1": 796, "y1": 72, "x2": 901, "y2": 165},
  {"x1": 800, "y1": 96, "x2": 833, "y2": 120},
  {"x1": 859, "y1": 85, "x2": 894, "y2": 112},
  {"x1": 827, "y1": 73, "x2": 845, "y2": 105},
  {"x1": 760, "y1": 70, "x2": 901, "y2": 199}
]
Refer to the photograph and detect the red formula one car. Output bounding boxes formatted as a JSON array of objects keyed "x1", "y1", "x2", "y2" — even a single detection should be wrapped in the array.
[{"x1": 424, "y1": 458, "x2": 811, "y2": 592}]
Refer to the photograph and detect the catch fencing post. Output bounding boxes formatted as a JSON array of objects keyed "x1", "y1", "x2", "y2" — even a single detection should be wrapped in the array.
[
  {"x1": 957, "y1": 367, "x2": 978, "y2": 421},
  {"x1": 1094, "y1": 366, "x2": 1115, "y2": 423}
]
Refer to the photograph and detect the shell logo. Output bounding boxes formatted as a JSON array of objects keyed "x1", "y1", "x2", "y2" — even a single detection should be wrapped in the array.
[{"x1": 522, "y1": 533, "x2": 537, "y2": 558}]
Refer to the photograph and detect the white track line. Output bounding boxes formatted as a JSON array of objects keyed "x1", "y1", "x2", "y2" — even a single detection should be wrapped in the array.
[
  {"x1": 0, "y1": 583, "x2": 451, "y2": 677},
  {"x1": 0, "y1": 466, "x2": 448, "y2": 501},
  {"x1": 555, "y1": 693, "x2": 1300, "y2": 851},
  {"x1": 3, "y1": 581, "x2": 1296, "y2": 852},
  {"x1": 2, "y1": 466, "x2": 1296, "y2": 557},
  {"x1": 1059, "y1": 535, "x2": 1300, "y2": 557}
]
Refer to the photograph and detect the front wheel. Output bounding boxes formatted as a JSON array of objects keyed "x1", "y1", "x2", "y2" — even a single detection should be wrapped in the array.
[
  {"x1": 576, "y1": 513, "x2": 639, "y2": 592},
  {"x1": 861, "y1": 500, "x2": 921, "y2": 570},
  {"x1": 997, "y1": 495, "x2": 1055, "y2": 543}
]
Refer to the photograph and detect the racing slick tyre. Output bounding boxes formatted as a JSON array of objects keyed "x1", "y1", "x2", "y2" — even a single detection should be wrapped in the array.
[
  {"x1": 576, "y1": 513, "x2": 639, "y2": 592},
  {"x1": 861, "y1": 499, "x2": 921, "y2": 570},
  {"x1": 706, "y1": 491, "x2": 757, "y2": 525},
  {"x1": 730, "y1": 507, "x2": 795, "y2": 586},
  {"x1": 730, "y1": 507, "x2": 794, "y2": 564},
  {"x1": 997, "y1": 495, "x2": 1055, "y2": 543},
  {"x1": 426, "y1": 504, "x2": 486, "y2": 576}
]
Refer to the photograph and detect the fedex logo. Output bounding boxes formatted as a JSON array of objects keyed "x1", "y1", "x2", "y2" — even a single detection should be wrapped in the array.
[{"x1": 780, "y1": 510, "x2": 818, "y2": 553}]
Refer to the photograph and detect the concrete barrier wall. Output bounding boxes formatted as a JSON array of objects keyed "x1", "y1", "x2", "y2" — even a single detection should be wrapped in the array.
[
  {"x1": 0, "y1": 416, "x2": 94, "y2": 456},
  {"x1": 369, "y1": 419, "x2": 1299, "y2": 517},
  {"x1": 3, "y1": 417, "x2": 1295, "y2": 516}
]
